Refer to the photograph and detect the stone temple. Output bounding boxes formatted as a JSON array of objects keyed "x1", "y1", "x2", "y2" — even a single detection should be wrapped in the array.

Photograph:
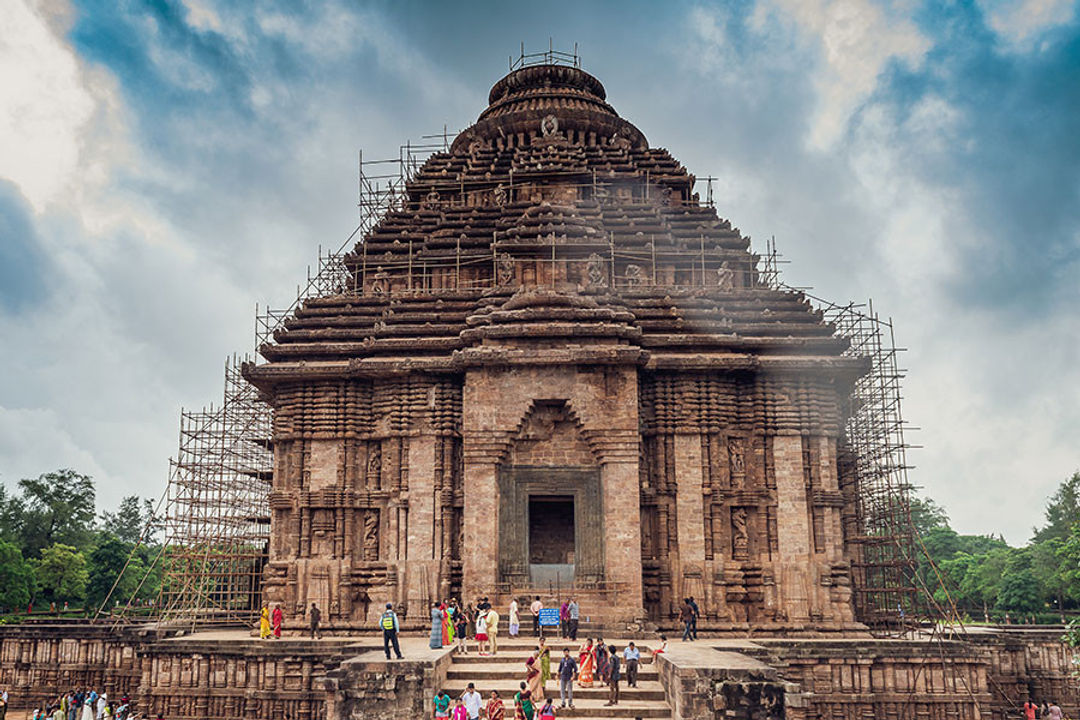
[
  {"x1": 0, "y1": 58, "x2": 1076, "y2": 720},
  {"x1": 246, "y1": 61, "x2": 865, "y2": 634}
]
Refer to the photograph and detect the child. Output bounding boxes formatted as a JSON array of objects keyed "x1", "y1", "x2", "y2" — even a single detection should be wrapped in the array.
[
  {"x1": 451, "y1": 696, "x2": 469, "y2": 720},
  {"x1": 538, "y1": 698, "x2": 557, "y2": 719},
  {"x1": 455, "y1": 607, "x2": 469, "y2": 655}
]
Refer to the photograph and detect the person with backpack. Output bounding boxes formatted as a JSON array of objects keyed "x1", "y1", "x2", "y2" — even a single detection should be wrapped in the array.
[{"x1": 379, "y1": 603, "x2": 404, "y2": 660}]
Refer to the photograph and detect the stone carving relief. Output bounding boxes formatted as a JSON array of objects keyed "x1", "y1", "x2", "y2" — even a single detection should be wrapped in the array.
[
  {"x1": 716, "y1": 261, "x2": 735, "y2": 291},
  {"x1": 625, "y1": 263, "x2": 644, "y2": 287},
  {"x1": 366, "y1": 445, "x2": 382, "y2": 489},
  {"x1": 422, "y1": 189, "x2": 441, "y2": 210},
  {"x1": 468, "y1": 138, "x2": 485, "y2": 156},
  {"x1": 493, "y1": 183, "x2": 507, "y2": 207},
  {"x1": 370, "y1": 269, "x2": 388, "y2": 296},
  {"x1": 362, "y1": 510, "x2": 379, "y2": 561},
  {"x1": 586, "y1": 253, "x2": 606, "y2": 287},
  {"x1": 732, "y1": 507, "x2": 749, "y2": 561},
  {"x1": 496, "y1": 252, "x2": 515, "y2": 286},
  {"x1": 728, "y1": 437, "x2": 746, "y2": 488},
  {"x1": 540, "y1": 114, "x2": 560, "y2": 138}
]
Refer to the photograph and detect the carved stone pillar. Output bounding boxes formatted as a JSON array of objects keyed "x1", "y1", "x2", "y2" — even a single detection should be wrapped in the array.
[{"x1": 772, "y1": 434, "x2": 812, "y2": 623}]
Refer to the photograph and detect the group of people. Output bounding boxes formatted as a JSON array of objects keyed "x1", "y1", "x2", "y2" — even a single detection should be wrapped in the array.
[
  {"x1": 257, "y1": 604, "x2": 285, "y2": 639},
  {"x1": 28, "y1": 689, "x2": 132, "y2": 720},
  {"x1": 430, "y1": 597, "x2": 502, "y2": 656},
  {"x1": 433, "y1": 634, "x2": 669, "y2": 719},
  {"x1": 678, "y1": 596, "x2": 701, "y2": 641},
  {"x1": 255, "y1": 602, "x2": 324, "y2": 639},
  {"x1": 1022, "y1": 699, "x2": 1067, "y2": 719}
]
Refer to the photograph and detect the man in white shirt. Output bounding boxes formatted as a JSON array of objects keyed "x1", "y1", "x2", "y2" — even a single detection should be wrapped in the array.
[
  {"x1": 623, "y1": 642, "x2": 641, "y2": 687},
  {"x1": 530, "y1": 596, "x2": 543, "y2": 637},
  {"x1": 460, "y1": 683, "x2": 483, "y2": 720}
]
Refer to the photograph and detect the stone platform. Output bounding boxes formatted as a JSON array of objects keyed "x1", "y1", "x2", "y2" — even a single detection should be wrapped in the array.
[{"x1": 0, "y1": 622, "x2": 1076, "y2": 719}]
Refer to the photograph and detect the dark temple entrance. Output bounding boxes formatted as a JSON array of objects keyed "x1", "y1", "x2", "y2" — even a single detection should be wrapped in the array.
[
  {"x1": 497, "y1": 466, "x2": 603, "y2": 588},
  {"x1": 528, "y1": 495, "x2": 575, "y2": 585}
]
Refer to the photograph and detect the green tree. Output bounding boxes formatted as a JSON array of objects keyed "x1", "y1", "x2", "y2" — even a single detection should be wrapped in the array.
[
  {"x1": 997, "y1": 567, "x2": 1042, "y2": 614},
  {"x1": 87, "y1": 535, "x2": 141, "y2": 612},
  {"x1": 100, "y1": 496, "x2": 159, "y2": 545},
  {"x1": 16, "y1": 469, "x2": 96, "y2": 557},
  {"x1": 35, "y1": 543, "x2": 88, "y2": 606},
  {"x1": 0, "y1": 540, "x2": 35, "y2": 612},
  {"x1": 1034, "y1": 471, "x2": 1080, "y2": 543},
  {"x1": 910, "y1": 495, "x2": 950, "y2": 537}
]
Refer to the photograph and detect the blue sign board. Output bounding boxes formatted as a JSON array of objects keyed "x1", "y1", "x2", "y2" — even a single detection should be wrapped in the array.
[{"x1": 538, "y1": 608, "x2": 560, "y2": 626}]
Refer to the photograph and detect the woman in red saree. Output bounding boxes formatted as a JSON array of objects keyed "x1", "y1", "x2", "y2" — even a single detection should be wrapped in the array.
[
  {"x1": 577, "y1": 638, "x2": 595, "y2": 687},
  {"x1": 271, "y1": 605, "x2": 283, "y2": 639},
  {"x1": 485, "y1": 689, "x2": 506, "y2": 720}
]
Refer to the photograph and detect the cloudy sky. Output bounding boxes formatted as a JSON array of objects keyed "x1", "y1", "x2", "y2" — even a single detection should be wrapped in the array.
[{"x1": 1, "y1": 0, "x2": 1077, "y2": 544}]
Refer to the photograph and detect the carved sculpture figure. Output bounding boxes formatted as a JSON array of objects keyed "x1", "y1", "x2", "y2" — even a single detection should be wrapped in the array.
[
  {"x1": 732, "y1": 508, "x2": 749, "y2": 560},
  {"x1": 717, "y1": 261, "x2": 735, "y2": 291},
  {"x1": 625, "y1": 264, "x2": 644, "y2": 287},
  {"x1": 586, "y1": 253, "x2": 606, "y2": 286}
]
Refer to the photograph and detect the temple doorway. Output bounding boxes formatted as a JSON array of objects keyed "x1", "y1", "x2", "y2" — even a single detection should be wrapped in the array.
[{"x1": 528, "y1": 495, "x2": 575, "y2": 585}]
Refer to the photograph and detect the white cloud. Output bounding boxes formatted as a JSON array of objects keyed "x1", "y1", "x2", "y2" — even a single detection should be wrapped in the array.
[
  {"x1": 0, "y1": 406, "x2": 108, "y2": 487},
  {"x1": 752, "y1": 0, "x2": 930, "y2": 149},
  {"x1": 0, "y1": 1, "x2": 98, "y2": 211},
  {"x1": 181, "y1": 0, "x2": 224, "y2": 34},
  {"x1": 978, "y1": 0, "x2": 1077, "y2": 50}
]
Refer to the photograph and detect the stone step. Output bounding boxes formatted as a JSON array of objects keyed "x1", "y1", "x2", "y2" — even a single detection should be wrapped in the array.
[
  {"x1": 438, "y1": 698, "x2": 671, "y2": 719},
  {"x1": 442, "y1": 682, "x2": 667, "y2": 702},
  {"x1": 446, "y1": 666, "x2": 658, "y2": 682}
]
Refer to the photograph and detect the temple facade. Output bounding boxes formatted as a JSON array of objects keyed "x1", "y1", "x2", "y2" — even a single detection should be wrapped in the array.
[{"x1": 245, "y1": 62, "x2": 866, "y2": 633}]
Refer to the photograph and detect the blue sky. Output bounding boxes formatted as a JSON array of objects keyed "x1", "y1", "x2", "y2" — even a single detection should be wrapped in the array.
[{"x1": 0, "y1": 0, "x2": 1077, "y2": 543}]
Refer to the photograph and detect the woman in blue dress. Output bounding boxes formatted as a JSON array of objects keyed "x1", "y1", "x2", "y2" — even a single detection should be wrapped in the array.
[{"x1": 430, "y1": 602, "x2": 444, "y2": 648}]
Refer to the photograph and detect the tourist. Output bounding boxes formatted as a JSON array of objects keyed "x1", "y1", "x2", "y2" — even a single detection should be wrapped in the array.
[
  {"x1": 487, "y1": 605, "x2": 501, "y2": 655},
  {"x1": 485, "y1": 689, "x2": 505, "y2": 720},
  {"x1": 679, "y1": 599, "x2": 694, "y2": 642},
  {"x1": 476, "y1": 607, "x2": 490, "y2": 656},
  {"x1": 537, "y1": 698, "x2": 556, "y2": 720},
  {"x1": 559, "y1": 600, "x2": 569, "y2": 638},
  {"x1": 308, "y1": 602, "x2": 322, "y2": 639},
  {"x1": 460, "y1": 683, "x2": 482, "y2": 720},
  {"x1": 530, "y1": 596, "x2": 543, "y2": 637},
  {"x1": 577, "y1": 638, "x2": 595, "y2": 688},
  {"x1": 594, "y1": 637, "x2": 609, "y2": 686},
  {"x1": 605, "y1": 644, "x2": 621, "y2": 706},
  {"x1": 566, "y1": 598, "x2": 579, "y2": 641},
  {"x1": 509, "y1": 597, "x2": 520, "y2": 637},
  {"x1": 451, "y1": 696, "x2": 468, "y2": 720},
  {"x1": 513, "y1": 682, "x2": 534, "y2": 720},
  {"x1": 52, "y1": 705, "x2": 64, "y2": 720},
  {"x1": 623, "y1": 642, "x2": 640, "y2": 688},
  {"x1": 430, "y1": 602, "x2": 444, "y2": 649},
  {"x1": 455, "y1": 603, "x2": 470, "y2": 654},
  {"x1": 688, "y1": 596, "x2": 701, "y2": 640},
  {"x1": 80, "y1": 697, "x2": 93, "y2": 720},
  {"x1": 260, "y1": 605, "x2": 272, "y2": 639},
  {"x1": 525, "y1": 653, "x2": 545, "y2": 702},
  {"x1": 432, "y1": 689, "x2": 451, "y2": 720},
  {"x1": 538, "y1": 637, "x2": 551, "y2": 688},
  {"x1": 653, "y1": 634, "x2": 668, "y2": 658},
  {"x1": 96, "y1": 693, "x2": 106, "y2": 719},
  {"x1": 1047, "y1": 702, "x2": 1063, "y2": 720},
  {"x1": 558, "y1": 646, "x2": 577, "y2": 709},
  {"x1": 441, "y1": 602, "x2": 455, "y2": 647},
  {"x1": 272, "y1": 604, "x2": 284, "y2": 639},
  {"x1": 380, "y1": 602, "x2": 404, "y2": 660},
  {"x1": 1023, "y1": 700, "x2": 1037, "y2": 720}
]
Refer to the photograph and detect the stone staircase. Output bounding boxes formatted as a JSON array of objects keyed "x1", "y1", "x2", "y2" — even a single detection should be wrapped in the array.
[{"x1": 439, "y1": 637, "x2": 672, "y2": 718}]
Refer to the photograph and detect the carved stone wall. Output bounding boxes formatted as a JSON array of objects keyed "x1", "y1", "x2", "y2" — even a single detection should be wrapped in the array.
[
  {"x1": 639, "y1": 371, "x2": 857, "y2": 630},
  {"x1": 263, "y1": 375, "x2": 463, "y2": 630}
]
